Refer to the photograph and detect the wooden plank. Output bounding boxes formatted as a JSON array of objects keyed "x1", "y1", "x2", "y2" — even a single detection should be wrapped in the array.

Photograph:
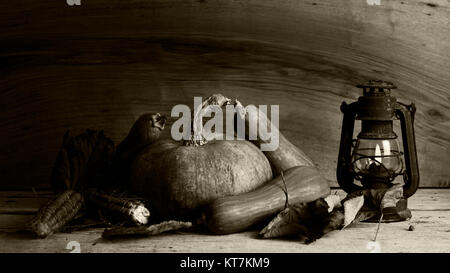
[
  {"x1": 0, "y1": 0, "x2": 449, "y2": 189},
  {"x1": 0, "y1": 210, "x2": 448, "y2": 253},
  {"x1": 0, "y1": 215, "x2": 32, "y2": 231},
  {"x1": 0, "y1": 191, "x2": 52, "y2": 214},
  {"x1": 408, "y1": 189, "x2": 450, "y2": 211},
  {"x1": 0, "y1": 190, "x2": 449, "y2": 252},
  {"x1": 0, "y1": 191, "x2": 53, "y2": 198}
]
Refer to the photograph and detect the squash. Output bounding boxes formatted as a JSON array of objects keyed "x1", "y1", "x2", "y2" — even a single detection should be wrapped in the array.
[
  {"x1": 241, "y1": 104, "x2": 314, "y2": 175},
  {"x1": 115, "y1": 112, "x2": 166, "y2": 161},
  {"x1": 113, "y1": 113, "x2": 166, "y2": 183},
  {"x1": 128, "y1": 95, "x2": 273, "y2": 220},
  {"x1": 202, "y1": 165, "x2": 330, "y2": 235}
]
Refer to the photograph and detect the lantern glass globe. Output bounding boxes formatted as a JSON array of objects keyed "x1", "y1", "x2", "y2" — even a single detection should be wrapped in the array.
[{"x1": 352, "y1": 138, "x2": 403, "y2": 179}]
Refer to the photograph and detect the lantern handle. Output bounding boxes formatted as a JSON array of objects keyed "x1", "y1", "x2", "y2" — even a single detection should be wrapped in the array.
[
  {"x1": 395, "y1": 103, "x2": 419, "y2": 198},
  {"x1": 337, "y1": 101, "x2": 364, "y2": 193}
]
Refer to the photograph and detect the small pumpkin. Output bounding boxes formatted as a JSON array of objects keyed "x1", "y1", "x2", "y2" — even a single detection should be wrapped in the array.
[{"x1": 128, "y1": 95, "x2": 273, "y2": 220}]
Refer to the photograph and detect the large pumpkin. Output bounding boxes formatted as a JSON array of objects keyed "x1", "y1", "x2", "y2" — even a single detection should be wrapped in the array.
[
  {"x1": 127, "y1": 94, "x2": 273, "y2": 220},
  {"x1": 129, "y1": 139, "x2": 272, "y2": 220}
]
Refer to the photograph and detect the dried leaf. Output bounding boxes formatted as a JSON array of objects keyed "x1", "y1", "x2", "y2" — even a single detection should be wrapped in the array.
[
  {"x1": 324, "y1": 194, "x2": 343, "y2": 213},
  {"x1": 322, "y1": 210, "x2": 345, "y2": 234},
  {"x1": 380, "y1": 184, "x2": 403, "y2": 210},
  {"x1": 343, "y1": 194, "x2": 365, "y2": 228},
  {"x1": 259, "y1": 207, "x2": 302, "y2": 238},
  {"x1": 382, "y1": 192, "x2": 412, "y2": 221},
  {"x1": 261, "y1": 222, "x2": 305, "y2": 239},
  {"x1": 295, "y1": 198, "x2": 336, "y2": 244},
  {"x1": 365, "y1": 188, "x2": 388, "y2": 208},
  {"x1": 364, "y1": 184, "x2": 403, "y2": 210},
  {"x1": 363, "y1": 184, "x2": 411, "y2": 221},
  {"x1": 353, "y1": 207, "x2": 379, "y2": 223},
  {"x1": 259, "y1": 198, "x2": 331, "y2": 242},
  {"x1": 343, "y1": 190, "x2": 366, "y2": 202},
  {"x1": 338, "y1": 184, "x2": 413, "y2": 225},
  {"x1": 51, "y1": 129, "x2": 115, "y2": 192},
  {"x1": 296, "y1": 224, "x2": 317, "y2": 244},
  {"x1": 102, "y1": 220, "x2": 192, "y2": 238},
  {"x1": 289, "y1": 202, "x2": 313, "y2": 220}
]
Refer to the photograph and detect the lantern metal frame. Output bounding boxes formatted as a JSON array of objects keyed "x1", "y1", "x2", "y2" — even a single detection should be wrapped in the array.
[
  {"x1": 336, "y1": 80, "x2": 420, "y2": 199},
  {"x1": 351, "y1": 149, "x2": 404, "y2": 183}
]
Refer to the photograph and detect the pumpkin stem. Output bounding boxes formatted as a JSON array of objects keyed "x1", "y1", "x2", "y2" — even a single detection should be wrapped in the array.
[
  {"x1": 152, "y1": 113, "x2": 167, "y2": 131},
  {"x1": 184, "y1": 94, "x2": 245, "y2": 146},
  {"x1": 281, "y1": 171, "x2": 290, "y2": 209}
]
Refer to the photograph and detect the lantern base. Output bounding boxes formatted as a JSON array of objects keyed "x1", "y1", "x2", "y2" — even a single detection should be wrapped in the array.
[{"x1": 363, "y1": 197, "x2": 412, "y2": 223}]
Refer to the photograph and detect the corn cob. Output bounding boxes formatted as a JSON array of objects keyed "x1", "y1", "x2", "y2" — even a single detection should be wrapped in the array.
[
  {"x1": 30, "y1": 190, "x2": 83, "y2": 238},
  {"x1": 85, "y1": 189, "x2": 150, "y2": 225}
]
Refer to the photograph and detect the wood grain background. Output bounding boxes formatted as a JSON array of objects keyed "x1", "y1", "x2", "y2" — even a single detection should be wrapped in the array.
[{"x1": 0, "y1": 0, "x2": 449, "y2": 189}]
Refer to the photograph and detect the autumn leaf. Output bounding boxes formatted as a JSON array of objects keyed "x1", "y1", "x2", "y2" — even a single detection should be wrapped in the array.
[
  {"x1": 380, "y1": 184, "x2": 403, "y2": 210},
  {"x1": 380, "y1": 185, "x2": 412, "y2": 221},
  {"x1": 343, "y1": 194, "x2": 365, "y2": 228},
  {"x1": 322, "y1": 210, "x2": 345, "y2": 234},
  {"x1": 259, "y1": 207, "x2": 302, "y2": 238},
  {"x1": 324, "y1": 194, "x2": 343, "y2": 213},
  {"x1": 365, "y1": 188, "x2": 388, "y2": 208},
  {"x1": 259, "y1": 201, "x2": 318, "y2": 239},
  {"x1": 343, "y1": 185, "x2": 412, "y2": 225},
  {"x1": 102, "y1": 220, "x2": 192, "y2": 238},
  {"x1": 259, "y1": 198, "x2": 334, "y2": 243},
  {"x1": 51, "y1": 130, "x2": 115, "y2": 192},
  {"x1": 353, "y1": 207, "x2": 379, "y2": 223}
]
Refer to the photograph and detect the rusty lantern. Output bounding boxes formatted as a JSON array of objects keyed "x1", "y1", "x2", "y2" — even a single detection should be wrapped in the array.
[{"x1": 337, "y1": 80, "x2": 419, "y2": 222}]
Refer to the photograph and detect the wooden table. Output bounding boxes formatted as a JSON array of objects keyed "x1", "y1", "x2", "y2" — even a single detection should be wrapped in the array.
[{"x1": 0, "y1": 189, "x2": 449, "y2": 253}]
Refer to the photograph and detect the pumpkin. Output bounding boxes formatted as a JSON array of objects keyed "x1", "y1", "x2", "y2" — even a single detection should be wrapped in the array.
[{"x1": 128, "y1": 95, "x2": 273, "y2": 220}]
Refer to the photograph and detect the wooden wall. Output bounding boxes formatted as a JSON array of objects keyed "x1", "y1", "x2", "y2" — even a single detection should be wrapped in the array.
[{"x1": 1, "y1": 0, "x2": 449, "y2": 189}]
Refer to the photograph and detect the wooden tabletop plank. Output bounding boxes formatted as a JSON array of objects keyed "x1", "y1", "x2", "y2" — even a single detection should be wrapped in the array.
[
  {"x1": 0, "y1": 191, "x2": 52, "y2": 214},
  {"x1": 0, "y1": 210, "x2": 448, "y2": 253},
  {"x1": 0, "y1": 189, "x2": 448, "y2": 253}
]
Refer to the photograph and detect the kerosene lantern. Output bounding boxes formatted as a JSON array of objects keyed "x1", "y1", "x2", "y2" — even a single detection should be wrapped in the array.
[{"x1": 337, "y1": 80, "x2": 419, "y2": 222}]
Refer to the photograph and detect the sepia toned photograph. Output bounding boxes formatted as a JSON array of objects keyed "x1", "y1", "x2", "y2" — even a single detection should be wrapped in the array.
[{"x1": 0, "y1": 0, "x2": 448, "y2": 260}]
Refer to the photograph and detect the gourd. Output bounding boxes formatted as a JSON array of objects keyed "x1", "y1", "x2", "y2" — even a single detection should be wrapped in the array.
[
  {"x1": 113, "y1": 112, "x2": 166, "y2": 183},
  {"x1": 202, "y1": 165, "x2": 330, "y2": 235},
  {"x1": 241, "y1": 104, "x2": 314, "y2": 175},
  {"x1": 128, "y1": 95, "x2": 273, "y2": 220}
]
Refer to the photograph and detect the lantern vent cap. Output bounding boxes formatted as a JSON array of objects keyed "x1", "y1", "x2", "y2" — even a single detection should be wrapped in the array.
[{"x1": 357, "y1": 80, "x2": 397, "y2": 90}]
